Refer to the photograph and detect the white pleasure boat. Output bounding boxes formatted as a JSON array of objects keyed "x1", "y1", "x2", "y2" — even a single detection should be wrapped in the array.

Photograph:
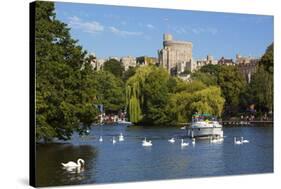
[{"x1": 187, "y1": 114, "x2": 223, "y2": 138}]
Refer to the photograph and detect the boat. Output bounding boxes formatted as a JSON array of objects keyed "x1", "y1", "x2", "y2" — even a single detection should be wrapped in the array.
[
  {"x1": 187, "y1": 114, "x2": 223, "y2": 138},
  {"x1": 116, "y1": 119, "x2": 133, "y2": 126}
]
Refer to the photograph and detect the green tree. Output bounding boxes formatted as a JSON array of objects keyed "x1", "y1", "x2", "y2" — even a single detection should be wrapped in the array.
[
  {"x1": 35, "y1": 1, "x2": 98, "y2": 141},
  {"x1": 217, "y1": 65, "x2": 246, "y2": 113},
  {"x1": 103, "y1": 59, "x2": 124, "y2": 78},
  {"x1": 244, "y1": 43, "x2": 273, "y2": 113},
  {"x1": 122, "y1": 66, "x2": 137, "y2": 81},
  {"x1": 191, "y1": 71, "x2": 217, "y2": 86},
  {"x1": 93, "y1": 71, "x2": 125, "y2": 113}
]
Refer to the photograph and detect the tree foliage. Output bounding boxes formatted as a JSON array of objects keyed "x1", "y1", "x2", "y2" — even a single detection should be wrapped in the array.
[
  {"x1": 126, "y1": 66, "x2": 225, "y2": 125},
  {"x1": 243, "y1": 43, "x2": 273, "y2": 113},
  {"x1": 35, "y1": 1, "x2": 98, "y2": 141},
  {"x1": 93, "y1": 71, "x2": 125, "y2": 113},
  {"x1": 103, "y1": 59, "x2": 124, "y2": 78}
]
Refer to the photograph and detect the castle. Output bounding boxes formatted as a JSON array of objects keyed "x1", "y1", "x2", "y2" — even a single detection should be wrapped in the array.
[
  {"x1": 158, "y1": 34, "x2": 195, "y2": 75},
  {"x1": 91, "y1": 33, "x2": 259, "y2": 83}
]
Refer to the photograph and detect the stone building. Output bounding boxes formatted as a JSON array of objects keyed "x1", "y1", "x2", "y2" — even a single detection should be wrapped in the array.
[
  {"x1": 92, "y1": 58, "x2": 106, "y2": 71},
  {"x1": 235, "y1": 54, "x2": 259, "y2": 83},
  {"x1": 158, "y1": 34, "x2": 194, "y2": 75},
  {"x1": 120, "y1": 56, "x2": 137, "y2": 71},
  {"x1": 218, "y1": 57, "x2": 235, "y2": 65},
  {"x1": 136, "y1": 56, "x2": 157, "y2": 66},
  {"x1": 195, "y1": 55, "x2": 218, "y2": 70}
]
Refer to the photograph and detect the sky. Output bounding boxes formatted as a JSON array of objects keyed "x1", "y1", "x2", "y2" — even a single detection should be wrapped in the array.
[{"x1": 55, "y1": 2, "x2": 273, "y2": 60}]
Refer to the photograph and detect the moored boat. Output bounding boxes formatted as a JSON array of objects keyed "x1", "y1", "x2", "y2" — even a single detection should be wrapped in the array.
[{"x1": 187, "y1": 114, "x2": 223, "y2": 138}]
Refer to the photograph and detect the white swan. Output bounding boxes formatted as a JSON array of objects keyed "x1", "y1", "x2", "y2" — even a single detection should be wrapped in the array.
[
  {"x1": 119, "y1": 133, "x2": 124, "y2": 141},
  {"x1": 168, "y1": 138, "x2": 175, "y2": 143},
  {"x1": 241, "y1": 137, "x2": 249, "y2": 143},
  {"x1": 112, "y1": 137, "x2": 116, "y2": 144},
  {"x1": 192, "y1": 138, "x2": 196, "y2": 145},
  {"x1": 61, "y1": 158, "x2": 85, "y2": 168},
  {"x1": 142, "y1": 138, "x2": 152, "y2": 146},
  {"x1": 181, "y1": 139, "x2": 189, "y2": 147},
  {"x1": 99, "y1": 136, "x2": 103, "y2": 142},
  {"x1": 234, "y1": 137, "x2": 243, "y2": 145}
]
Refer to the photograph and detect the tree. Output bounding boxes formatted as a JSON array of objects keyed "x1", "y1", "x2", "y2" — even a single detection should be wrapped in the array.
[
  {"x1": 191, "y1": 71, "x2": 217, "y2": 86},
  {"x1": 93, "y1": 71, "x2": 125, "y2": 113},
  {"x1": 217, "y1": 65, "x2": 246, "y2": 114},
  {"x1": 103, "y1": 59, "x2": 124, "y2": 78},
  {"x1": 244, "y1": 43, "x2": 273, "y2": 113},
  {"x1": 122, "y1": 66, "x2": 137, "y2": 81},
  {"x1": 126, "y1": 66, "x2": 225, "y2": 125},
  {"x1": 35, "y1": 1, "x2": 98, "y2": 141}
]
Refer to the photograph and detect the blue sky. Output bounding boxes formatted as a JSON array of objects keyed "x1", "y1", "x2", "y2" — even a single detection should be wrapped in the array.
[{"x1": 55, "y1": 2, "x2": 273, "y2": 60}]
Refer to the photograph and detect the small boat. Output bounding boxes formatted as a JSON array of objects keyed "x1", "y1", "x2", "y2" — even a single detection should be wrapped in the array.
[
  {"x1": 187, "y1": 114, "x2": 223, "y2": 138},
  {"x1": 117, "y1": 119, "x2": 133, "y2": 126}
]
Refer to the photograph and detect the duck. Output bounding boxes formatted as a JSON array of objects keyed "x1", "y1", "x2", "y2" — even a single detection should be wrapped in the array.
[
  {"x1": 241, "y1": 137, "x2": 249, "y2": 143},
  {"x1": 181, "y1": 139, "x2": 189, "y2": 147},
  {"x1": 168, "y1": 138, "x2": 175, "y2": 143},
  {"x1": 61, "y1": 158, "x2": 85, "y2": 168},
  {"x1": 112, "y1": 137, "x2": 116, "y2": 144},
  {"x1": 142, "y1": 138, "x2": 152, "y2": 146},
  {"x1": 234, "y1": 137, "x2": 243, "y2": 145},
  {"x1": 119, "y1": 133, "x2": 124, "y2": 141},
  {"x1": 99, "y1": 136, "x2": 103, "y2": 142}
]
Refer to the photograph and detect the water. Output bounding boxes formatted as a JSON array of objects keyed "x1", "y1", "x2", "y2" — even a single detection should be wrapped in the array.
[{"x1": 36, "y1": 124, "x2": 273, "y2": 187}]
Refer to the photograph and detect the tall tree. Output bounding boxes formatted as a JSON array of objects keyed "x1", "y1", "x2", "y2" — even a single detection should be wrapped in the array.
[
  {"x1": 245, "y1": 43, "x2": 273, "y2": 113},
  {"x1": 93, "y1": 71, "x2": 125, "y2": 113},
  {"x1": 35, "y1": 1, "x2": 98, "y2": 141},
  {"x1": 103, "y1": 59, "x2": 124, "y2": 78}
]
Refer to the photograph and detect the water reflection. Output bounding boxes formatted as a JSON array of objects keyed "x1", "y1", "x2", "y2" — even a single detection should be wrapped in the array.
[
  {"x1": 36, "y1": 143, "x2": 97, "y2": 187},
  {"x1": 36, "y1": 125, "x2": 273, "y2": 186}
]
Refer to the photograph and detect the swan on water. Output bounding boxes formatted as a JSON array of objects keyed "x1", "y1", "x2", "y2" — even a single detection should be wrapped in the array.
[
  {"x1": 168, "y1": 138, "x2": 175, "y2": 143},
  {"x1": 192, "y1": 138, "x2": 196, "y2": 145},
  {"x1": 241, "y1": 137, "x2": 249, "y2": 143},
  {"x1": 112, "y1": 137, "x2": 116, "y2": 144},
  {"x1": 99, "y1": 136, "x2": 103, "y2": 142},
  {"x1": 234, "y1": 137, "x2": 243, "y2": 145},
  {"x1": 61, "y1": 158, "x2": 85, "y2": 168},
  {"x1": 181, "y1": 139, "x2": 189, "y2": 147},
  {"x1": 119, "y1": 133, "x2": 124, "y2": 141},
  {"x1": 142, "y1": 138, "x2": 152, "y2": 146}
]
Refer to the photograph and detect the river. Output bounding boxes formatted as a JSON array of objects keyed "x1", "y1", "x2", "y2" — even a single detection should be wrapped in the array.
[{"x1": 36, "y1": 124, "x2": 273, "y2": 187}]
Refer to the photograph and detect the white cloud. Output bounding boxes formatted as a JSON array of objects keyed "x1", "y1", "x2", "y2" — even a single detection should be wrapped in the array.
[
  {"x1": 68, "y1": 16, "x2": 104, "y2": 34},
  {"x1": 146, "y1": 24, "x2": 155, "y2": 29},
  {"x1": 174, "y1": 26, "x2": 218, "y2": 35},
  {"x1": 108, "y1": 26, "x2": 142, "y2": 36}
]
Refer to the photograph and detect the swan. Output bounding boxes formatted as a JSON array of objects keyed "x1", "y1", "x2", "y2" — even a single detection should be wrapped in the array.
[
  {"x1": 181, "y1": 139, "x2": 189, "y2": 147},
  {"x1": 241, "y1": 137, "x2": 249, "y2": 143},
  {"x1": 142, "y1": 138, "x2": 152, "y2": 146},
  {"x1": 99, "y1": 136, "x2": 103, "y2": 142},
  {"x1": 119, "y1": 133, "x2": 124, "y2": 141},
  {"x1": 168, "y1": 138, "x2": 175, "y2": 143},
  {"x1": 112, "y1": 137, "x2": 116, "y2": 144},
  {"x1": 61, "y1": 158, "x2": 85, "y2": 168},
  {"x1": 192, "y1": 138, "x2": 196, "y2": 145},
  {"x1": 234, "y1": 137, "x2": 243, "y2": 145}
]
